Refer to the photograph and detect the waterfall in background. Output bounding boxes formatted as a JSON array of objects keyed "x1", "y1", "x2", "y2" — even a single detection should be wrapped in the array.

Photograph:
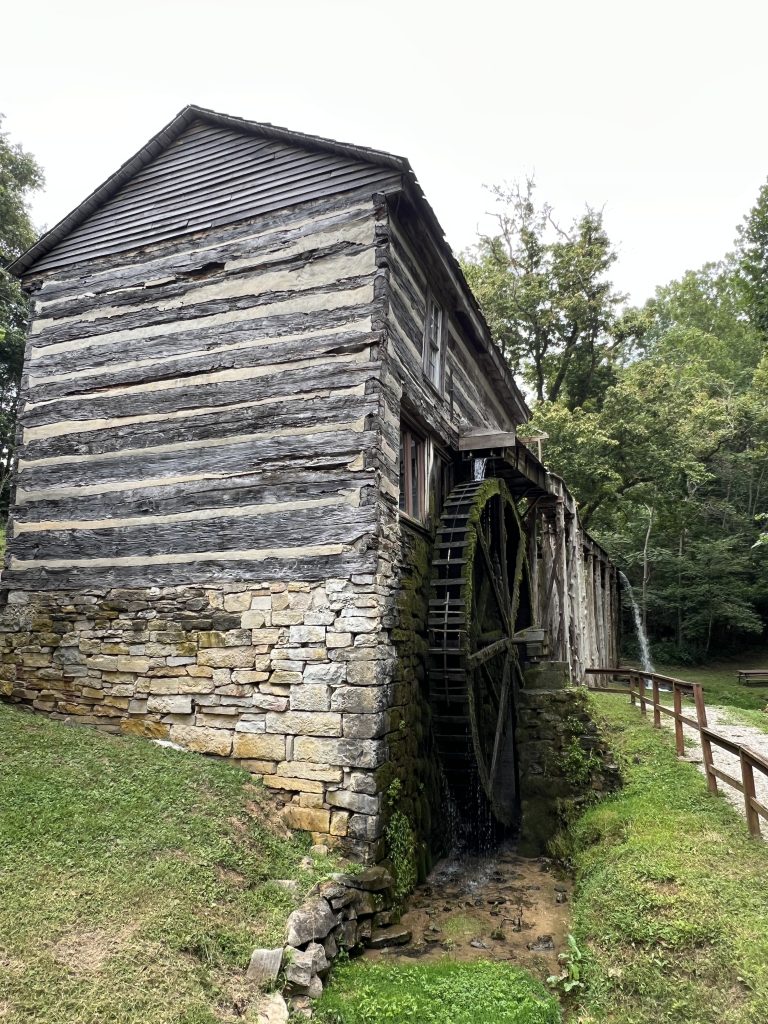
[
  {"x1": 473, "y1": 457, "x2": 487, "y2": 482},
  {"x1": 618, "y1": 571, "x2": 653, "y2": 674}
]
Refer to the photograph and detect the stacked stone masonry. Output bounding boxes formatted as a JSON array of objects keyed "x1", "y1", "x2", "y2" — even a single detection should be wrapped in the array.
[{"x1": 0, "y1": 578, "x2": 396, "y2": 857}]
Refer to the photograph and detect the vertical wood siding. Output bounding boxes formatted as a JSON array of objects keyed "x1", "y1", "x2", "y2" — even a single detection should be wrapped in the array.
[{"x1": 30, "y1": 120, "x2": 399, "y2": 273}]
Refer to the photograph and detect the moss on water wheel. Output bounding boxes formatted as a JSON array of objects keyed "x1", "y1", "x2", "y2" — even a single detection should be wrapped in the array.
[{"x1": 428, "y1": 479, "x2": 532, "y2": 838}]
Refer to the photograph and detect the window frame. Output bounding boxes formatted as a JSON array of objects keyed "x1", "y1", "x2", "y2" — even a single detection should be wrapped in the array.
[
  {"x1": 422, "y1": 289, "x2": 444, "y2": 391},
  {"x1": 399, "y1": 422, "x2": 428, "y2": 523}
]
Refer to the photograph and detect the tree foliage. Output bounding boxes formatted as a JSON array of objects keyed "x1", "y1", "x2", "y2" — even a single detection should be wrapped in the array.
[
  {"x1": 0, "y1": 116, "x2": 43, "y2": 515},
  {"x1": 465, "y1": 178, "x2": 768, "y2": 662},
  {"x1": 461, "y1": 180, "x2": 634, "y2": 407}
]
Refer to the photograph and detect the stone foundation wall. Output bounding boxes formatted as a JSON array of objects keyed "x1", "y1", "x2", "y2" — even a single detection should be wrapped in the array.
[
  {"x1": 0, "y1": 577, "x2": 395, "y2": 858},
  {"x1": 517, "y1": 661, "x2": 620, "y2": 854}
]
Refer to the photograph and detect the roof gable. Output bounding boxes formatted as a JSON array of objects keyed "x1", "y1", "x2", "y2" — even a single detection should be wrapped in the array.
[{"x1": 13, "y1": 106, "x2": 407, "y2": 276}]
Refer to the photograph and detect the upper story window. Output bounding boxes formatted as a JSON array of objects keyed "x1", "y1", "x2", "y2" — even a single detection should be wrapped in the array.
[{"x1": 423, "y1": 291, "x2": 443, "y2": 389}]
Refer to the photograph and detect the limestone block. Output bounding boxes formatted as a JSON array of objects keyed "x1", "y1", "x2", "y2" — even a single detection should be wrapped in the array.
[
  {"x1": 198, "y1": 712, "x2": 248, "y2": 730},
  {"x1": 346, "y1": 813, "x2": 383, "y2": 841},
  {"x1": 282, "y1": 806, "x2": 332, "y2": 835},
  {"x1": 234, "y1": 719, "x2": 267, "y2": 734},
  {"x1": 233, "y1": 732, "x2": 285, "y2": 760},
  {"x1": 326, "y1": 789, "x2": 380, "y2": 814},
  {"x1": 265, "y1": 775, "x2": 324, "y2": 794},
  {"x1": 250, "y1": 694, "x2": 289, "y2": 712},
  {"x1": 20, "y1": 653, "x2": 52, "y2": 668},
  {"x1": 293, "y1": 737, "x2": 386, "y2": 769},
  {"x1": 246, "y1": 947, "x2": 283, "y2": 984},
  {"x1": 303, "y1": 611, "x2": 335, "y2": 626},
  {"x1": 342, "y1": 713, "x2": 387, "y2": 739},
  {"x1": 277, "y1": 762, "x2": 343, "y2": 783},
  {"x1": 170, "y1": 724, "x2": 232, "y2": 756},
  {"x1": 253, "y1": 992, "x2": 289, "y2": 1024},
  {"x1": 197, "y1": 647, "x2": 257, "y2": 669},
  {"x1": 120, "y1": 719, "x2": 170, "y2": 739},
  {"x1": 268, "y1": 671, "x2": 303, "y2": 686},
  {"x1": 224, "y1": 593, "x2": 252, "y2": 613},
  {"x1": 271, "y1": 592, "x2": 291, "y2": 610},
  {"x1": 326, "y1": 632, "x2": 352, "y2": 649},
  {"x1": 302, "y1": 663, "x2": 346, "y2": 685},
  {"x1": 146, "y1": 695, "x2": 193, "y2": 715},
  {"x1": 148, "y1": 678, "x2": 213, "y2": 694},
  {"x1": 278, "y1": 648, "x2": 328, "y2": 663},
  {"x1": 271, "y1": 611, "x2": 304, "y2": 626},
  {"x1": 290, "y1": 685, "x2": 331, "y2": 712},
  {"x1": 250, "y1": 595, "x2": 272, "y2": 610},
  {"x1": 345, "y1": 772, "x2": 378, "y2": 795},
  {"x1": 86, "y1": 655, "x2": 119, "y2": 671},
  {"x1": 241, "y1": 610, "x2": 267, "y2": 628},
  {"x1": 337, "y1": 617, "x2": 378, "y2": 634},
  {"x1": 250, "y1": 628, "x2": 283, "y2": 645},
  {"x1": 330, "y1": 810, "x2": 349, "y2": 836},
  {"x1": 331, "y1": 687, "x2": 388, "y2": 714},
  {"x1": 116, "y1": 655, "x2": 151, "y2": 673},
  {"x1": 289, "y1": 625, "x2": 326, "y2": 644},
  {"x1": 265, "y1": 711, "x2": 342, "y2": 737},
  {"x1": 345, "y1": 661, "x2": 389, "y2": 686}
]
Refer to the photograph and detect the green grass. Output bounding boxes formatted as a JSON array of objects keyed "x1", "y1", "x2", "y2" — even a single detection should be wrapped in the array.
[
  {"x1": 565, "y1": 693, "x2": 768, "y2": 1024},
  {"x1": 652, "y1": 652, "x2": 768, "y2": 713},
  {"x1": 0, "y1": 703, "x2": 337, "y2": 1024},
  {"x1": 314, "y1": 959, "x2": 562, "y2": 1024}
]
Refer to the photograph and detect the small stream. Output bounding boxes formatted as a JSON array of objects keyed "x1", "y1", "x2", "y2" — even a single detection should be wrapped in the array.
[{"x1": 365, "y1": 842, "x2": 570, "y2": 979}]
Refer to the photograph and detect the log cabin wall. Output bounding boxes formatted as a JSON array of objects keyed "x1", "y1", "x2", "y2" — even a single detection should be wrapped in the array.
[{"x1": 0, "y1": 114, "x2": 415, "y2": 859}]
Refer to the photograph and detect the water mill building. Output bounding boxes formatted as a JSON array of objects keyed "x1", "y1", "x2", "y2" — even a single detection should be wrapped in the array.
[{"x1": 1, "y1": 107, "x2": 619, "y2": 861}]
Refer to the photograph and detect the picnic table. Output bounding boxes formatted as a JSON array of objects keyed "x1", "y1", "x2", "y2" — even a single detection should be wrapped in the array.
[{"x1": 737, "y1": 669, "x2": 768, "y2": 685}]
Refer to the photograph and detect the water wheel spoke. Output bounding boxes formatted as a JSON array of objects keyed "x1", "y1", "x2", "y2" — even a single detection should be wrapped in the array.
[
  {"x1": 477, "y1": 526, "x2": 511, "y2": 634},
  {"x1": 489, "y1": 656, "x2": 512, "y2": 789},
  {"x1": 467, "y1": 636, "x2": 510, "y2": 667}
]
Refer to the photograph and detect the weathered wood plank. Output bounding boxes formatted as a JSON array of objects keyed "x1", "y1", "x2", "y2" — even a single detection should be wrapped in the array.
[
  {"x1": 17, "y1": 428, "x2": 376, "y2": 498},
  {"x1": 11, "y1": 469, "x2": 368, "y2": 525},
  {"x1": 21, "y1": 361, "x2": 379, "y2": 429},
  {"x1": 20, "y1": 391, "x2": 375, "y2": 461},
  {"x1": 26, "y1": 328, "x2": 374, "y2": 403},
  {"x1": 10, "y1": 501, "x2": 376, "y2": 562},
  {"x1": 1, "y1": 550, "x2": 378, "y2": 592}
]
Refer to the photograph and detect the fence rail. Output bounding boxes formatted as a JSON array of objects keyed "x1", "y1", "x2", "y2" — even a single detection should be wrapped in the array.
[{"x1": 585, "y1": 667, "x2": 768, "y2": 839}]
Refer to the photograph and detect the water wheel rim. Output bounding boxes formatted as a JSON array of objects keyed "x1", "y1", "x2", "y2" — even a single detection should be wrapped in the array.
[{"x1": 428, "y1": 479, "x2": 532, "y2": 829}]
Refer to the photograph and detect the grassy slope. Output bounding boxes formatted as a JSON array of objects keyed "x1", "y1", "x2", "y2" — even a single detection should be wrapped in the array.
[
  {"x1": 568, "y1": 693, "x2": 768, "y2": 1024},
  {"x1": 315, "y1": 960, "x2": 562, "y2": 1024},
  {"x1": 0, "y1": 703, "x2": 336, "y2": 1024}
]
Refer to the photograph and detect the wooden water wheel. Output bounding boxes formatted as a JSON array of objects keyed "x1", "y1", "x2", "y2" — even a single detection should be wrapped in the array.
[{"x1": 428, "y1": 478, "x2": 532, "y2": 832}]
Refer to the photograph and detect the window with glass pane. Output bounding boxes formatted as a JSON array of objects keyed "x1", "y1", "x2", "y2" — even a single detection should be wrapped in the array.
[{"x1": 424, "y1": 292, "x2": 442, "y2": 388}]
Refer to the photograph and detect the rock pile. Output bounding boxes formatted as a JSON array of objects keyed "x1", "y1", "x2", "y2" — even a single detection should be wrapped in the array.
[{"x1": 247, "y1": 865, "x2": 410, "y2": 1016}]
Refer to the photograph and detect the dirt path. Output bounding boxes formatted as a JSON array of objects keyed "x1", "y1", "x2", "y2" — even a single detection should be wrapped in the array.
[
  {"x1": 663, "y1": 704, "x2": 768, "y2": 826},
  {"x1": 363, "y1": 844, "x2": 570, "y2": 980}
]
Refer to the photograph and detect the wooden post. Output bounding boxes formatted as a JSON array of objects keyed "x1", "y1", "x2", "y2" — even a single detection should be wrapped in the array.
[
  {"x1": 651, "y1": 674, "x2": 661, "y2": 728},
  {"x1": 673, "y1": 685, "x2": 684, "y2": 756},
  {"x1": 630, "y1": 675, "x2": 636, "y2": 706},
  {"x1": 693, "y1": 683, "x2": 717, "y2": 794},
  {"x1": 638, "y1": 673, "x2": 647, "y2": 716},
  {"x1": 740, "y1": 751, "x2": 761, "y2": 838}
]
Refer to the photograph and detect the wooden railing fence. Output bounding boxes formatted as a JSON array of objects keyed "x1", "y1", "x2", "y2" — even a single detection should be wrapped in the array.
[{"x1": 585, "y1": 667, "x2": 768, "y2": 839}]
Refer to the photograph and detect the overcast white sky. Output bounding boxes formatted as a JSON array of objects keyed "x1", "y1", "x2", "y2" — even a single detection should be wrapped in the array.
[{"x1": 3, "y1": 0, "x2": 768, "y2": 305}]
